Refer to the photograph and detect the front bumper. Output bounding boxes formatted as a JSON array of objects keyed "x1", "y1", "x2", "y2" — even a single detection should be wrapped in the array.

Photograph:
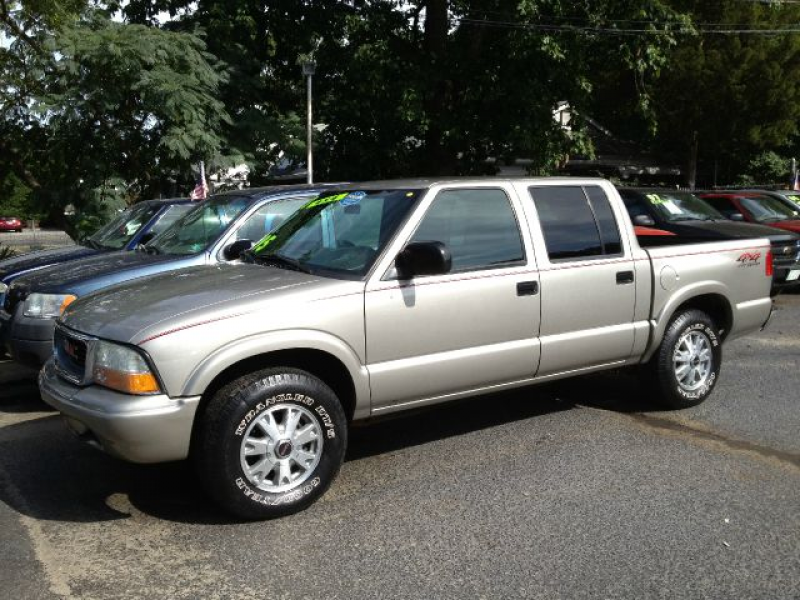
[
  {"x1": 0, "y1": 308, "x2": 56, "y2": 367},
  {"x1": 39, "y1": 359, "x2": 201, "y2": 463}
]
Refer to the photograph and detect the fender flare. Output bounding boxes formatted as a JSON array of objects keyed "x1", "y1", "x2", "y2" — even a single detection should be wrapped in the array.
[
  {"x1": 180, "y1": 329, "x2": 371, "y2": 419},
  {"x1": 643, "y1": 281, "x2": 733, "y2": 363}
]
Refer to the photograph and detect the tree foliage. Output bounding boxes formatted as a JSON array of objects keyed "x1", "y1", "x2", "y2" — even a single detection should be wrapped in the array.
[{"x1": 2, "y1": 0, "x2": 800, "y2": 215}]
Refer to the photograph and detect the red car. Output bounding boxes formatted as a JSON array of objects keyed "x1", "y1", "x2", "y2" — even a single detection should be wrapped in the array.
[
  {"x1": 699, "y1": 191, "x2": 800, "y2": 235},
  {"x1": 0, "y1": 217, "x2": 24, "y2": 232}
]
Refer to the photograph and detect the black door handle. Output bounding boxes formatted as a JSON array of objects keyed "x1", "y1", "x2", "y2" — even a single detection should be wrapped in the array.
[
  {"x1": 517, "y1": 281, "x2": 539, "y2": 296},
  {"x1": 616, "y1": 271, "x2": 634, "y2": 284}
]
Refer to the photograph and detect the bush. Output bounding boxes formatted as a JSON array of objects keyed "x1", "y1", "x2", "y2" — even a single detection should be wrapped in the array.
[{"x1": 0, "y1": 244, "x2": 17, "y2": 260}]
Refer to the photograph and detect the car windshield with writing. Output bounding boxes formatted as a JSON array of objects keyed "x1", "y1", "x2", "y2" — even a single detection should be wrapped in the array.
[
  {"x1": 248, "y1": 189, "x2": 421, "y2": 279},
  {"x1": 146, "y1": 196, "x2": 251, "y2": 256},
  {"x1": 643, "y1": 192, "x2": 724, "y2": 222},
  {"x1": 86, "y1": 203, "x2": 161, "y2": 250},
  {"x1": 741, "y1": 195, "x2": 799, "y2": 223}
]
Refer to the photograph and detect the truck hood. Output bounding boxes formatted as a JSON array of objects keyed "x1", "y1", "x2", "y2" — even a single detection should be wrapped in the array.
[
  {"x1": 59, "y1": 264, "x2": 355, "y2": 344},
  {"x1": 668, "y1": 220, "x2": 800, "y2": 242},
  {"x1": 0, "y1": 245, "x2": 97, "y2": 282},
  {"x1": 9, "y1": 250, "x2": 184, "y2": 295}
]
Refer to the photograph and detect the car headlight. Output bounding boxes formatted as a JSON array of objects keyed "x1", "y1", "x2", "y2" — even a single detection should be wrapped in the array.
[
  {"x1": 23, "y1": 293, "x2": 77, "y2": 318},
  {"x1": 90, "y1": 340, "x2": 161, "y2": 395}
]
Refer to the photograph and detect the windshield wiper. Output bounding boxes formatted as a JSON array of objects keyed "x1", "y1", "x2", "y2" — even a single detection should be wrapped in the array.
[{"x1": 255, "y1": 254, "x2": 313, "y2": 274}]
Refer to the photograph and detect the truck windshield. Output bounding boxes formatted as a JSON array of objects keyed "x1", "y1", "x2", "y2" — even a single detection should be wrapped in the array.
[
  {"x1": 146, "y1": 196, "x2": 251, "y2": 255},
  {"x1": 644, "y1": 192, "x2": 724, "y2": 222},
  {"x1": 741, "y1": 195, "x2": 799, "y2": 222},
  {"x1": 86, "y1": 202, "x2": 161, "y2": 250},
  {"x1": 248, "y1": 189, "x2": 421, "y2": 278}
]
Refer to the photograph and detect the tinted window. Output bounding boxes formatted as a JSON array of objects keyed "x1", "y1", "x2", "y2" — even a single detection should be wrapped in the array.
[
  {"x1": 703, "y1": 197, "x2": 740, "y2": 219},
  {"x1": 233, "y1": 196, "x2": 311, "y2": 243},
  {"x1": 585, "y1": 186, "x2": 622, "y2": 254},
  {"x1": 410, "y1": 189, "x2": 524, "y2": 272},
  {"x1": 88, "y1": 202, "x2": 161, "y2": 250},
  {"x1": 529, "y1": 186, "x2": 603, "y2": 260},
  {"x1": 148, "y1": 205, "x2": 193, "y2": 236}
]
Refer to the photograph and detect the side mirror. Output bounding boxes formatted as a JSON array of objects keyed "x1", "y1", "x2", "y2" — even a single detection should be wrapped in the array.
[
  {"x1": 729, "y1": 213, "x2": 745, "y2": 222},
  {"x1": 395, "y1": 241, "x2": 452, "y2": 279},
  {"x1": 224, "y1": 239, "x2": 253, "y2": 261},
  {"x1": 633, "y1": 214, "x2": 656, "y2": 227}
]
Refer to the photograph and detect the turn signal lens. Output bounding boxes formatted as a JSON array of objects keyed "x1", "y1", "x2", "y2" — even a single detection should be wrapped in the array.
[
  {"x1": 766, "y1": 250, "x2": 774, "y2": 277},
  {"x1": 92, "y1": 367, "x2": 160, "y2": 395}
]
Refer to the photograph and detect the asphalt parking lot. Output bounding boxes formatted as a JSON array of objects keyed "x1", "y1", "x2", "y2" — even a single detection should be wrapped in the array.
[{"x1": 1, "y1": 296, "x2": 798, "y2": 600}]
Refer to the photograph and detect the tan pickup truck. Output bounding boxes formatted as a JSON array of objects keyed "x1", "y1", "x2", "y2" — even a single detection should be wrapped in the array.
[{"x1": 40, "y1": 178, "x2": 774, "y2": 519}]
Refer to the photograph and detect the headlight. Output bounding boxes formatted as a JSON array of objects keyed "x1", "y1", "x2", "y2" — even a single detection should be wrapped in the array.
[
  {"x1": 23, "y1": 293, "x2": 77, "y2": 318},
  {"x1": 90, "y1": 340, "x2": 161, "y2": 395}
]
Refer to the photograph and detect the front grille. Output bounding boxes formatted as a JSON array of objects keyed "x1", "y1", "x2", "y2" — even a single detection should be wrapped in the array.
[
  {"x1": 54, "y1": 325, "x2": 91, "y2": 385},
  {"x1": 770, "y1": 240, "x2": 800, "y2": 268}
]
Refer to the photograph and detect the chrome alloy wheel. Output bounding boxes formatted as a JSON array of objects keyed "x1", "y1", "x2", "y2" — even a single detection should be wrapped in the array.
[
  {"x1": 672, "y1": 330, "x2": 713, "y2": 392},
  {"x1": 239, "y1": 404, "x2": 323, "y2": 493}
]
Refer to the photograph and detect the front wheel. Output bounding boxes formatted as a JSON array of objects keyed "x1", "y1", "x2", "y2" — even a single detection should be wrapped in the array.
[
  {"x1": 649, "y1": 309, "x2": 722, "y2": 409},
  {"x1": 194, "y1": 368, "x2": 348, "y2": 520}
]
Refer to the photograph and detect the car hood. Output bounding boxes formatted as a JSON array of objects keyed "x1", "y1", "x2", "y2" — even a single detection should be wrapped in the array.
[
  {"x1": 59, "y1": 264, "x2": 358, "y2": 344},
  {"x1": 8, "y1": 250, "x2": 184, "y2": 294},
  {"x1": 666, "y1": 220, "x2": 800, "y2": 242},
  {"x1": 0, "y1": 245, "x2": 97, "y2": 282}
]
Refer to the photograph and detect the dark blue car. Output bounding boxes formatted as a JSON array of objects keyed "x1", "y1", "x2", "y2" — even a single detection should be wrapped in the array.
[
  {"x1": 0, "y1": 185, "x2": 336, "y2": 366},
  {"x1": 0, "y1": 198, "x2": 192, "y2": 304}
]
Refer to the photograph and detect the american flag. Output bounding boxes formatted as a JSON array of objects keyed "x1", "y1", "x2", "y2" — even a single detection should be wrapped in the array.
[{"x1": 191, "y1": 161, "x2": 209, "y2": 200}]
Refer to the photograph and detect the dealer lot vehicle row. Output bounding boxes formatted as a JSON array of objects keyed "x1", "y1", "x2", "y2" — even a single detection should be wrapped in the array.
[{"x1": 23, "y1": 178, "x2": 775, "y2": 519}]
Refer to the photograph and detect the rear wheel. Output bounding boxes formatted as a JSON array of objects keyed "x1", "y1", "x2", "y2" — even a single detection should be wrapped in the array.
[
  {"x1": 194, "y1": 368, "x2": 347, "y2": 520},
  {"x1": 649, "y1": 309, "x2": 722, "y2": 409}
]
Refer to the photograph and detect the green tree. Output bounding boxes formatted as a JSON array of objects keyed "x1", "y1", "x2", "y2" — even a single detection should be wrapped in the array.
[
  {"x1": 650, "y1": 1, "x2": 800, "y2": 186},
  {"x1": 1, "y1": 7, "x2": 232, "y2": 228}
]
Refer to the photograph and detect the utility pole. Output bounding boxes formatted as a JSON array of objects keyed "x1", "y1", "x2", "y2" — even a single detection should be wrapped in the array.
[{"x1": 302, "y1": 60, "x2": 316, "y2": 184}]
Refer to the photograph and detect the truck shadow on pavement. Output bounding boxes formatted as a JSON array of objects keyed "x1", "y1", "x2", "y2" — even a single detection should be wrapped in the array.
[{"x1": 0, "y1": 370, "x2": 667, "y2": 525}]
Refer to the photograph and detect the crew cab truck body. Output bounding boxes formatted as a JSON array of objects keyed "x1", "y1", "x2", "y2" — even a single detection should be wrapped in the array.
[{"x1": 40, "y1": 179, "x2": 774, "y2": 519}]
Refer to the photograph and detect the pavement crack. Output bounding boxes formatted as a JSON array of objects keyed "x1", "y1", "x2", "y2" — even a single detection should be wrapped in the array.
[{"x1": 582, "y1": 405, "x2": 800, "y2": 471}]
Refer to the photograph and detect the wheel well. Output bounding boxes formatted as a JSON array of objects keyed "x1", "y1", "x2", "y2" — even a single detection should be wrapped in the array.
[
  {"x1": 671, "y1": 294, "x2": 733, "y2": 340},
  {"x1": 195, "y1": 349, "x2": 358, "y2": 426}
]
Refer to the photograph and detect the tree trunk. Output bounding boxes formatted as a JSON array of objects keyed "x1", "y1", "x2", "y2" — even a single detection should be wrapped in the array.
[{"x1": 423, "y1": 0, "x2": 452, "y2": 175}]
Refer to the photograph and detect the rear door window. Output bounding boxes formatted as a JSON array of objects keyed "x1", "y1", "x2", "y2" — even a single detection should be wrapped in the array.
[{"x1": 529, "y1": 186, "x2": 622, "y2": 261}]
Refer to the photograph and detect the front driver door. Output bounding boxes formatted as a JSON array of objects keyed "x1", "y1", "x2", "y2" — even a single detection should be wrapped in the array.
[{"x1": 364, "y1": 185, "x2": 542, "y2": 412}]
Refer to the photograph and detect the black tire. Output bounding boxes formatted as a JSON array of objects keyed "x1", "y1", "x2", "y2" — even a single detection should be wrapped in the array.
[
  {"x1": 194, "y1": 368, "x2": 348, "y2": 520},
  {"x1": 648, "y1": 309, "x2": 722, "y2": 409}
]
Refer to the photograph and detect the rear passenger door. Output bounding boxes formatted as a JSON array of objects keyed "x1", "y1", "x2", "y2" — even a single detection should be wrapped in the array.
[
  {"x1": 525, "y1": 184, "x2": 637, "y2": 376},
  {"x1": 365, "y1": 186, "x2": 541, "y2": 411}
]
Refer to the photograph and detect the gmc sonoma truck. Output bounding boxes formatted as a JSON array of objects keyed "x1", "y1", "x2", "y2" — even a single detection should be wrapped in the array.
[{"x1": 39, "y1": 179, "x2": 774, "y2": 519}]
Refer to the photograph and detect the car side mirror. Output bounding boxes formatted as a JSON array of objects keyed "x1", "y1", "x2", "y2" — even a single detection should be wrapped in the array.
[
  {"x1": 224, "y1": 239, "x2": 253, "y2": 261},
  {"x1": 632, "y1": 214, "x2": 656, "y2": 227},
  {"x1": 395, "y1": 241, "x2": 452, "y2": 279},
  {"x1": 729, "y1": 213, "x2": 745, "y2": 222}
]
